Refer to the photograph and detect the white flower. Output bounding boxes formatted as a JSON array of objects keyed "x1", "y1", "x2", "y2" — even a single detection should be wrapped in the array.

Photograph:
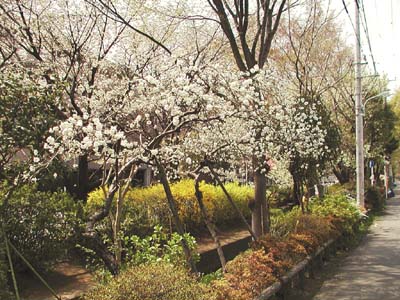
[
  {"x1": 135, "y1": 115, "x2": 142, "y2": 123},
  {"x1": 172, "y1": 117, "x2": 180, "y2": 126},
  {"x1": 95, "y1": 131, "x2": 102, "y2": 138},
  {"x1": 85, "y1": 124, "x2": 94, "y2": 133},
  {"x1": 185, "y1": 157, "x2": 192, "y2": 165},
  {"x1": 46, "y1": 136, "x2": 55, "y2": 144}
]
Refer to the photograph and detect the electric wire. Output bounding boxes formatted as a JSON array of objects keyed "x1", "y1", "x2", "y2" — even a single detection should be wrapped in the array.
[
  {"x1": 341, "y1": 0, "x2": 363, "y2": 55},
  {"x1": 359, "y1": 0, "x2": 378, "y2": 75},
  {"x1": 341, "y1": 0, "x2": 357, "y2": 36}
]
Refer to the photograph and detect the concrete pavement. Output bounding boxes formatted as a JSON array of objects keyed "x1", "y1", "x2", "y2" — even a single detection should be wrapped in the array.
[{"x1": 312, "y1": 185, "x2": 400, "y2": 300}]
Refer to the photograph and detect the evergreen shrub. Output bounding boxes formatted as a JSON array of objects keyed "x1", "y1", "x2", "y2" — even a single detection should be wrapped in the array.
[
  {"x1": 365, "y1": 186, "x2": 385, "y2": 211},
  {"x1": 0, "y1": 184, "x2": 80, "y2": 271}
]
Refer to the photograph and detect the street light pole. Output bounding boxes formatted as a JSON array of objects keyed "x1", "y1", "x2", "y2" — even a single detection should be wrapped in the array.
[
  {"x1": 355, "y1": 0, "x2": 364, "y2": 208},
  {"x1": 361, "y1": 90, "x2": 391, "y2": 115}
]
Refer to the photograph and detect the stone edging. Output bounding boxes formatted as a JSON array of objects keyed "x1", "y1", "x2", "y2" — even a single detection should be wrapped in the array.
[{"x1": 254, "y1": 238, "x2": 335, "y2": 300}]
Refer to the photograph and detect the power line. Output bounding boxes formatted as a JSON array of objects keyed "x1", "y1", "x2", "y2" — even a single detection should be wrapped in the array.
[
  {"x1": 359, "y1": 0, "x2": 378, "y2": 75},
  {"x1": 341, "y1": 0, "x2": 356, "y2": 34},
  {"x1": 341, "y1": 0, "x2": 363, "y2": 53}
]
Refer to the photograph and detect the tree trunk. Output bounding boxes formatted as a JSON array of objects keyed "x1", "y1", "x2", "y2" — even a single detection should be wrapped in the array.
[
  {"x1": 83, "y1": 159, "x2": 138, "y2": 275},
  {"x1": 156, "y1": 161, "x2": 198, "y2": 272},
  {"x1": 262, "y1": 192, "x2": 271, "y2": 234},
  {"x1": 293, "y1": 175, "x2": 305, "y2": 213},
  {"x1": 253, "y1": 171, "x2": 266, "y2": 237},
  {"x1": 84, "y1": 184, "x2": 119, "y2": 275},
  {"x1": 194, "y1": 174, "x2": 226, "y2": 272},
  {"x1": 78, "y1": 155, "x2": 89, "y2": 201},
  {"x1": 332, "y1": 162, "x2": 352, "y2": 184},
  {"x1": 83, "y1": 232, "x2": 118, "y2": 275},
  {"x1": 250, "y1": 153, "x2": 269, "y2": 238}
]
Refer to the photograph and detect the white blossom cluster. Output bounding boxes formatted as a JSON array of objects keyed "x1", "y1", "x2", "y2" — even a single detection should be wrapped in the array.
[
  {"x1": 178, "y1": 67, "x2": 331, "y2": 180},
  {"x1": 267, "y1": 96, "x2": 328, "y2": 162},
  {"x1": 40, "y1": 51, "x2": 332, "y2": 182}
]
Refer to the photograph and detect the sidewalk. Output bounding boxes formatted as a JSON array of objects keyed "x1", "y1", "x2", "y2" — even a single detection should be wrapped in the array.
[{"x1": 312, "y1": 185, "x2": 400, "y2": 300}]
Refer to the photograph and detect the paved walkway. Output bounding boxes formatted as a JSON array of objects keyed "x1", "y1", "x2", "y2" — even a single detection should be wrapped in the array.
[{"x1": 312, "y1": 185, "x2": 400, "y2": 300}]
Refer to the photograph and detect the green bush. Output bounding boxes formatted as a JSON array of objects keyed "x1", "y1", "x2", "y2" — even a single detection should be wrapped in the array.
[
  {"x1": 269, "y1": 207, "x2": 339, "y2": 241},
  {"x1": 269, "y1": 208, "x2": 301, "y2": 237},
  {"x1": 365, "y1": 186, "x2": 385, "y2": 211},
  {"x1": 124, "y1": 225, "x2": 199, "y2": 267},
  {"x1": 86, "y1": 180, "x2": 253, "y2": 236},
  {"x1": 309, "y1": 194, "x2": 362, "y2": 236},
  {"x1": 0, "y1": 185, "x2": 81, "y2": 271},
  {"x1": 83, "y1": 261, "x2": 215, "y2": 300}
]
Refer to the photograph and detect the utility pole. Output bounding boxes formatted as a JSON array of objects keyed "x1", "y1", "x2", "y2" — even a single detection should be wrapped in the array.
[{"x1": 355, "y1": 0, "x2": 364, "y2": 207}]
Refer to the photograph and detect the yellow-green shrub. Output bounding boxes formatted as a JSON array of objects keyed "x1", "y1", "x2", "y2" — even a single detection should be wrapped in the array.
[{"x1": 86, "y1": 180, "x2": 253, "y2": 236}]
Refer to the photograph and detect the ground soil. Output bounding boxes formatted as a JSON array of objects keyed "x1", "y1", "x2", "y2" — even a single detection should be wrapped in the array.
[{"x1": 18, "y1": 262, "x2": 93, "y2": 300}]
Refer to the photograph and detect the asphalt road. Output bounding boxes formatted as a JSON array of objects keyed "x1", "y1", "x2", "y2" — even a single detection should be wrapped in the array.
[{"x1": 311, "y1": 184, "x2": 400, "y2": 300}]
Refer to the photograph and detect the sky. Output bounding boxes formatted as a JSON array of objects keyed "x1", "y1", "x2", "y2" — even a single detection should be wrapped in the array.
[{"x1": 332, "y1": 0, "x2": 400, "y2": 95}]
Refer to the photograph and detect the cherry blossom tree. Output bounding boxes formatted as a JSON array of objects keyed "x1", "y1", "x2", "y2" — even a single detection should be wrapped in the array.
[
  {"x1": 201, "y1": 0, "x2": 291, "y2": 237},
  {"x1": 0, "y1": 0, "x2": 143, "y2": 200},
  {"x1": 3, "y1": 0, "x2": 344, "y2": 275},
  {"x1": 42, "y1": 55, "x2": 234, "y2": 272}
]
